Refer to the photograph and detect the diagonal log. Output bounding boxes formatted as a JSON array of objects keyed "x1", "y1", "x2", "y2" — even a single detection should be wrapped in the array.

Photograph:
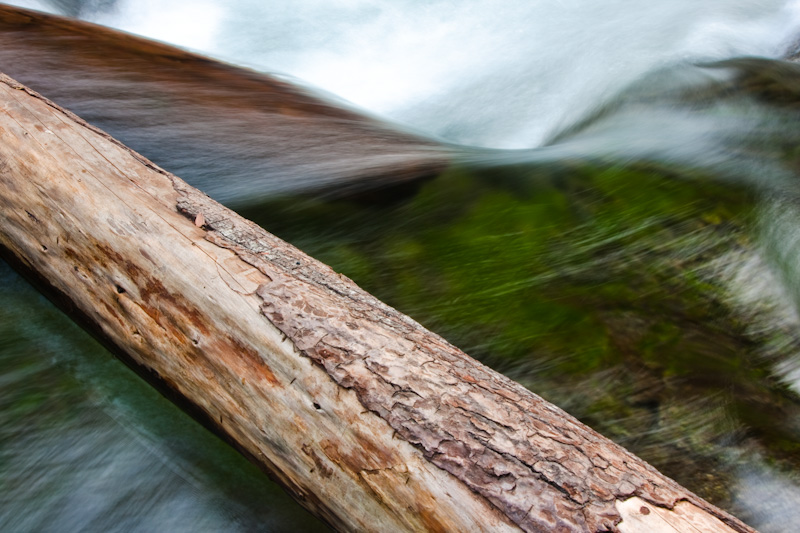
[{"x1": 0, "y1": 73, "x2": 754, "y2": 532}]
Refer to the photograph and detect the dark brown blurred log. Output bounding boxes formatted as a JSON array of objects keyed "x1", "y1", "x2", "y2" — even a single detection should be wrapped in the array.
[{"x1": 0, "y1": 4, "x2": 452, "y2": 204}]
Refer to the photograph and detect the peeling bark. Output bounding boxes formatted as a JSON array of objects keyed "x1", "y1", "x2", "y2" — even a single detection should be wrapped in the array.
[{"x1": 0, "y1": 73, "x2": 755, "y2": 532}]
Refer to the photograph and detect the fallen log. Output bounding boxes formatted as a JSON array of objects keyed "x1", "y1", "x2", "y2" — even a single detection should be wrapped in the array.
[
  {"x1": 0, "y1": 73, "x2": 754, "y2": 532},
  {"x1": 0, "y1": 4, "x2": 451, "y2": 204}
]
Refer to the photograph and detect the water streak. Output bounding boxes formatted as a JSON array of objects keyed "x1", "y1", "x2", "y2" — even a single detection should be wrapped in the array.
[{"x1": 11, "y1": 0, "x2": 800, "y2": 147}]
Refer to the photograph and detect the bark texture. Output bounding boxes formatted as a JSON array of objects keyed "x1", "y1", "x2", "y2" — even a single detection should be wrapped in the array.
[{"x1": 0, "y1": 73, "x2": 755, "y2": 532}]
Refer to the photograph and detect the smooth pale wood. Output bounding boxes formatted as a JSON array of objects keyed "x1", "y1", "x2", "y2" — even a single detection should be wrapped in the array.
[
  {"x1": 0, "y1": 74, "x2": 756, "y2": 532},
  {"x1": 617, "y1": 498, "x2": 739, "y2": 533}
]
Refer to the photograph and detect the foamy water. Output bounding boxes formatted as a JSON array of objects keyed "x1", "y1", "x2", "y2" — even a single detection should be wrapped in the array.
[{"x1": 9, "y1": 0, "x2": 800, "y2": 147}]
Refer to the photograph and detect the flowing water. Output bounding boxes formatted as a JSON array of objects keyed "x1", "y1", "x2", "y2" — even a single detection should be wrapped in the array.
[{"x1": 3, "y1": 0, "x2": 800, "y2": 531}]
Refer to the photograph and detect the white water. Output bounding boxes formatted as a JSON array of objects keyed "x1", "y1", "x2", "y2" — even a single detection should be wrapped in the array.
[{"x1": 9, "y1": 0, "x2": 800, "y2": 147}]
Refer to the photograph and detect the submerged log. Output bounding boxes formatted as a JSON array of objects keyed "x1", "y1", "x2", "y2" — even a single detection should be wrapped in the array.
[{"x1": 0, "y1": 74, "x2": 754, "y2": 532}]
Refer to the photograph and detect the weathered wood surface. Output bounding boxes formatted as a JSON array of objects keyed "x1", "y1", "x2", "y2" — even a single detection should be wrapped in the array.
[
  {"x1": 0, "y1": 4, "x2": 451, "y2": 204},
  {"x1": 0, "y1": 74, "x2": 756, "y2": 532}
]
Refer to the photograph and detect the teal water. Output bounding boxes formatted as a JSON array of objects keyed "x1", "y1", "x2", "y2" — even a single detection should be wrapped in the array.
[{"x1": 0, "y1": 262, "x2": 326, "y2": 532}]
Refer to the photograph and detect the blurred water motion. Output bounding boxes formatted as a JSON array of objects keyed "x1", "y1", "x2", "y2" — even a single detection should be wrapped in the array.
[
  {"x1": 13, "y1": 0, "x2": 800, "y2": 148},
  {"x1": 3, "y1": 1, "x2": 800, "y2": 532},
  {"x1": 0, "y1": 261, "x2": 326, "y2": 532},
  {"x1": 0, "y1": 5, "x2": 451, "y2": 206}
]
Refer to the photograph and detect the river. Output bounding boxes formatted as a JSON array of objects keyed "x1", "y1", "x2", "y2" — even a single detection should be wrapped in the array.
[{"x1": 2, "y1": 1, "x2": 800, "y2": 531}]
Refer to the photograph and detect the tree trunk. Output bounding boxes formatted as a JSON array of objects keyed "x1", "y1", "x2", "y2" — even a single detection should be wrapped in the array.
[{"x1": 0, "y1": 73, "x2": 754, "y2": 532}]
